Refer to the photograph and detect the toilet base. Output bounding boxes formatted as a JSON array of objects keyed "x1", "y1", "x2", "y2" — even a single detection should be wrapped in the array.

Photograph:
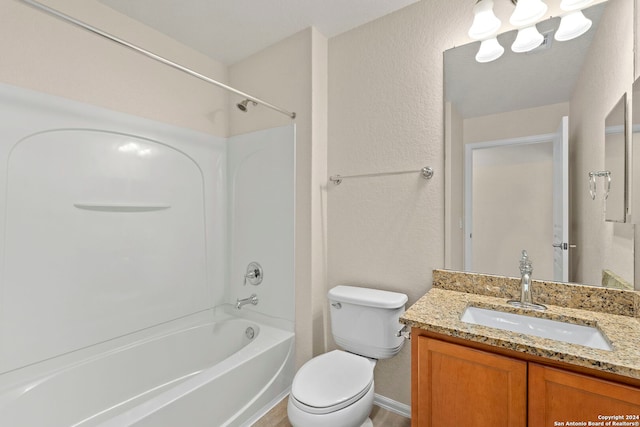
[{"x1": 361, "y1": 417, "x2": 373, "y2": 427}]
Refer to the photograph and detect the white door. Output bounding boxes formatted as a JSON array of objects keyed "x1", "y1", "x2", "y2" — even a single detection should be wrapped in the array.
[
  {"x1": 465, "y1": 123, "x2": 567, "y2": 280},
  {"x1": 465, "y1": 138, "x2": 554, "y2": 276},
  {"x1": 552, "y1": 116, "x2": 569, "y2": 282}
]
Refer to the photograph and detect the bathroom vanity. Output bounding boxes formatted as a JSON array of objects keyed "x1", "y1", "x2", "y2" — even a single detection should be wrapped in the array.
[{"x1": 401, "y1": 270, "x2": 640, "y2": 427}]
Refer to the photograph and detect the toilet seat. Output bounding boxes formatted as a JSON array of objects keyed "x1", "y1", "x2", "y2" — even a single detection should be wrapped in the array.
[
  {"x1": 290, "y1": 382, "x2": 373, "y2": 415},
  {"x1": 290, "y1": 350, "x2": 374, "y2": 415}
]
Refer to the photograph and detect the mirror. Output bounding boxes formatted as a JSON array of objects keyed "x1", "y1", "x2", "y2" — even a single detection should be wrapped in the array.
[
  {"x1": 444, "y1": 0, "x2": 636, "y2": 289},
  {"x1": 604, "y1": 93, "x2": 627, "y2": 222}
]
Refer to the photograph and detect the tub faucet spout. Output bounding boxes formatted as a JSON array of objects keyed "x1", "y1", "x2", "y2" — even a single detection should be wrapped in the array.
[{"x1": 236, "y1": 294, "x2": 258, "y2": 309}]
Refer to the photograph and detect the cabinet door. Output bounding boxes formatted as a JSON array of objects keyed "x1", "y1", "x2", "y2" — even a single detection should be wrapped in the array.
[
  {"x1": 413, "y1": 337, "x2": 527, "y2": 427},
  {"x1": 529, "y1": 363, "x2": 640, "y2": 426}
]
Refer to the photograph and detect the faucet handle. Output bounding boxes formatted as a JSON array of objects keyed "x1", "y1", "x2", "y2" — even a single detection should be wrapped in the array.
[
  {"x1": 519, "y1": 250, "x2": 532, "y2": 275},
  {"x1": 243, "y1": 262, "x2": 263, "y2": 286}
]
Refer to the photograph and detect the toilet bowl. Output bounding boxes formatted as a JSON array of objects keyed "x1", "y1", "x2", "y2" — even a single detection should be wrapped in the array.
[
  {"x1": 287, "y1": 350, "x2": 376, "y2": 427},
  {"x1": 287, "y1": 286, "x2": 408, "y2": 427}
]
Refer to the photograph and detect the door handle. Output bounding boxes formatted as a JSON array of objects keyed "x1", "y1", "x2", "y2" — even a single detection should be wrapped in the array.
[{"x1": 552, "y1": 243, "x2": 577, "y2": 250}]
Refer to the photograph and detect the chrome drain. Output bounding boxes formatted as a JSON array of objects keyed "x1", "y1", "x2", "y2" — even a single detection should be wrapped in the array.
[{"x1": 245, "y1": 327, "x2": 255, "y2": 340}]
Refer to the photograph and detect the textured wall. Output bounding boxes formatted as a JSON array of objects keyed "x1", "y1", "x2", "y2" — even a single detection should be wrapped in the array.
[
  {"x1": 328, "y1": 0, "x2": 472, "y2": 406},
  {"x1": 570, "y1": 0, "x2": 634, "y2": 287}
]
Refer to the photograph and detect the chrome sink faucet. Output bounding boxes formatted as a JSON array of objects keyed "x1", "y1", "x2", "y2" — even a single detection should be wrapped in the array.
[
  {"x1": 508, "y1": 250, "x2": 546, "y2": 311},
  {"x1": 236, "y1": 294, "x2": 258, "y2": 310}
]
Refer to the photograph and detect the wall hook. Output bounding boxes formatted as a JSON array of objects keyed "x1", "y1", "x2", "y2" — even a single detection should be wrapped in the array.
[{"x1": 588, "y1": 171, "x2": 611, "y2": 200}]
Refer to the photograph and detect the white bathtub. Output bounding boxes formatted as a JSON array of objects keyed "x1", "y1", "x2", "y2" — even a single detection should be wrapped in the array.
[{"x1": 0, "y1": 310, "x2": 294, "y2": 427}]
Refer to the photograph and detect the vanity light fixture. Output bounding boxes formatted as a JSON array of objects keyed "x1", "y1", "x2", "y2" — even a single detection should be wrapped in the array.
[
  {"x1": 476, "y1": 37, "x2": 505, "y2": 62},
  {"x1": 509, "y1": 0, "x2": 548, "y2": 27},
  {"x1": 469, "y1": 0, "x2": 502, "y2": 40},
  {"x1": 555, "y1": 0, "x2": 593, "y2": 42},
  {"x1": 555, "y1": 9, "x2": 592, "y2": 41},
  {"x1": 469, "y1": 0, "x2": 505, "y2": 62},
  {"x1": 511, "y1": 25, "x2": 544, "y2": 52},
  {"x1": 470, "y1": 0, "x2": 594, "y2": 63},
  {"x1": 509, "y1": 0, "x2": 547, "y2": 53}
]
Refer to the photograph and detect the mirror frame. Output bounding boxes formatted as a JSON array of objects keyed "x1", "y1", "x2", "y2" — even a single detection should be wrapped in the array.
[
  {"x1": 604, "y1": 93, "x2": 629, "y2": 223},
  {"x1": 632, "y1": 77, "x2": 640, "y2": 224}
]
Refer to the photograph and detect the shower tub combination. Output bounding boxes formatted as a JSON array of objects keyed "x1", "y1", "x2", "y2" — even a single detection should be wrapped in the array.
[{"x1": 0, "y1": 84, "x2": 295, "y2": 426}]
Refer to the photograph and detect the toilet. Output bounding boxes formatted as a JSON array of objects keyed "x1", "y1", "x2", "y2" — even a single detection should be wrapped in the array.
[{"x1": 287, "y1": 285, "x2": 408, "y2": 427}]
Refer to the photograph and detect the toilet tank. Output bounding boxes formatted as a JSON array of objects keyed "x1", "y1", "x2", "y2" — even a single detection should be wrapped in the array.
[{"x1": 328, "y1": 285, "x2": 408, "y2": 359}]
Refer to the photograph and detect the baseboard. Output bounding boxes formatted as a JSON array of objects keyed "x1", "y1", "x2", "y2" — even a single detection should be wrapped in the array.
[{"x1": 373, "y1": 393, "x2": 411, "y2": 419}]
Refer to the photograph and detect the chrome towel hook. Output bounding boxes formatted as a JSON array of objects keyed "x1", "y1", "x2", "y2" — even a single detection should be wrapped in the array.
[{"x1": 588, "y1": 171, "x2": 611, "y2": 200}]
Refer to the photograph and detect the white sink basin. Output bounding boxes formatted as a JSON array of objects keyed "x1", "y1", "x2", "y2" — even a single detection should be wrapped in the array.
[{"x1": 460, "y1": 306, "x2": 612, "y2": 351}]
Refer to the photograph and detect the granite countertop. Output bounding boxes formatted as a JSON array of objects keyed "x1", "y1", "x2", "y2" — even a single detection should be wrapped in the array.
[{"x1": 401, "y1": 270, "x2": 640, "y2": 381}]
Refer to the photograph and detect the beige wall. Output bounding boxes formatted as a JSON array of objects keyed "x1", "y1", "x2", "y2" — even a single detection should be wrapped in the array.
[
  {"x1": 570, "y1": 0, "x2": 634, "y2": 287},
  {"x1": 328, "y1": 0, "x2": 474, "y2": 405},
  {"x1": 1, "y1": 0, "x2": 228, "y2": 136}
]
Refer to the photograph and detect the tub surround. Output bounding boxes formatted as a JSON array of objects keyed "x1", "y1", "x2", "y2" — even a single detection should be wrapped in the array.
[{"x1": 401, "y1": 269, "x2": 640, "y2": 382}]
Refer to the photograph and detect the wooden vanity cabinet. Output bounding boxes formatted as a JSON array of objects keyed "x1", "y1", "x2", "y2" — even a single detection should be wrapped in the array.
[
  {"x1": 413, "y1": 336, "x2": 527, "y2": 427},
  {"x1": 529, "y1": 364, "x2": 640, "y2": 425},
  {"x1": 412, "y1": 333, "x2": 640, "y2": 427}
]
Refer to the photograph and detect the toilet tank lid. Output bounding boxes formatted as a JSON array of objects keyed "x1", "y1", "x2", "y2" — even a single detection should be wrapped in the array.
[{"x1": 328, "y1": 286, "x2": 408, "y2": 309}]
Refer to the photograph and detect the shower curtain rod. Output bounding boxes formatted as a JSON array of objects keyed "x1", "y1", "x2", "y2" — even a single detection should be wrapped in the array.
[{"x1": 18, "y1": 0, "x2": 297, "y2": 120}]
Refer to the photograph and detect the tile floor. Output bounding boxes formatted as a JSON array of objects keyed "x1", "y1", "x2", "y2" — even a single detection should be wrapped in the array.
[{"x1": 252, "y1": 396, "x2": 411, "y2": 427}]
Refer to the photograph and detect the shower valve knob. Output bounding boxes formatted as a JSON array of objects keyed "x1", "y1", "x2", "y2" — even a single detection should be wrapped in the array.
[{"x1": 244, "y1": 262, "x2": 263, "y2": 286}]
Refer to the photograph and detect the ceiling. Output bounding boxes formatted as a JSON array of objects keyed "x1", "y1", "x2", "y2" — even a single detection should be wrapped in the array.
[{"x1": 98, "y1": 0, "x2": 419, "y2": 65}]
